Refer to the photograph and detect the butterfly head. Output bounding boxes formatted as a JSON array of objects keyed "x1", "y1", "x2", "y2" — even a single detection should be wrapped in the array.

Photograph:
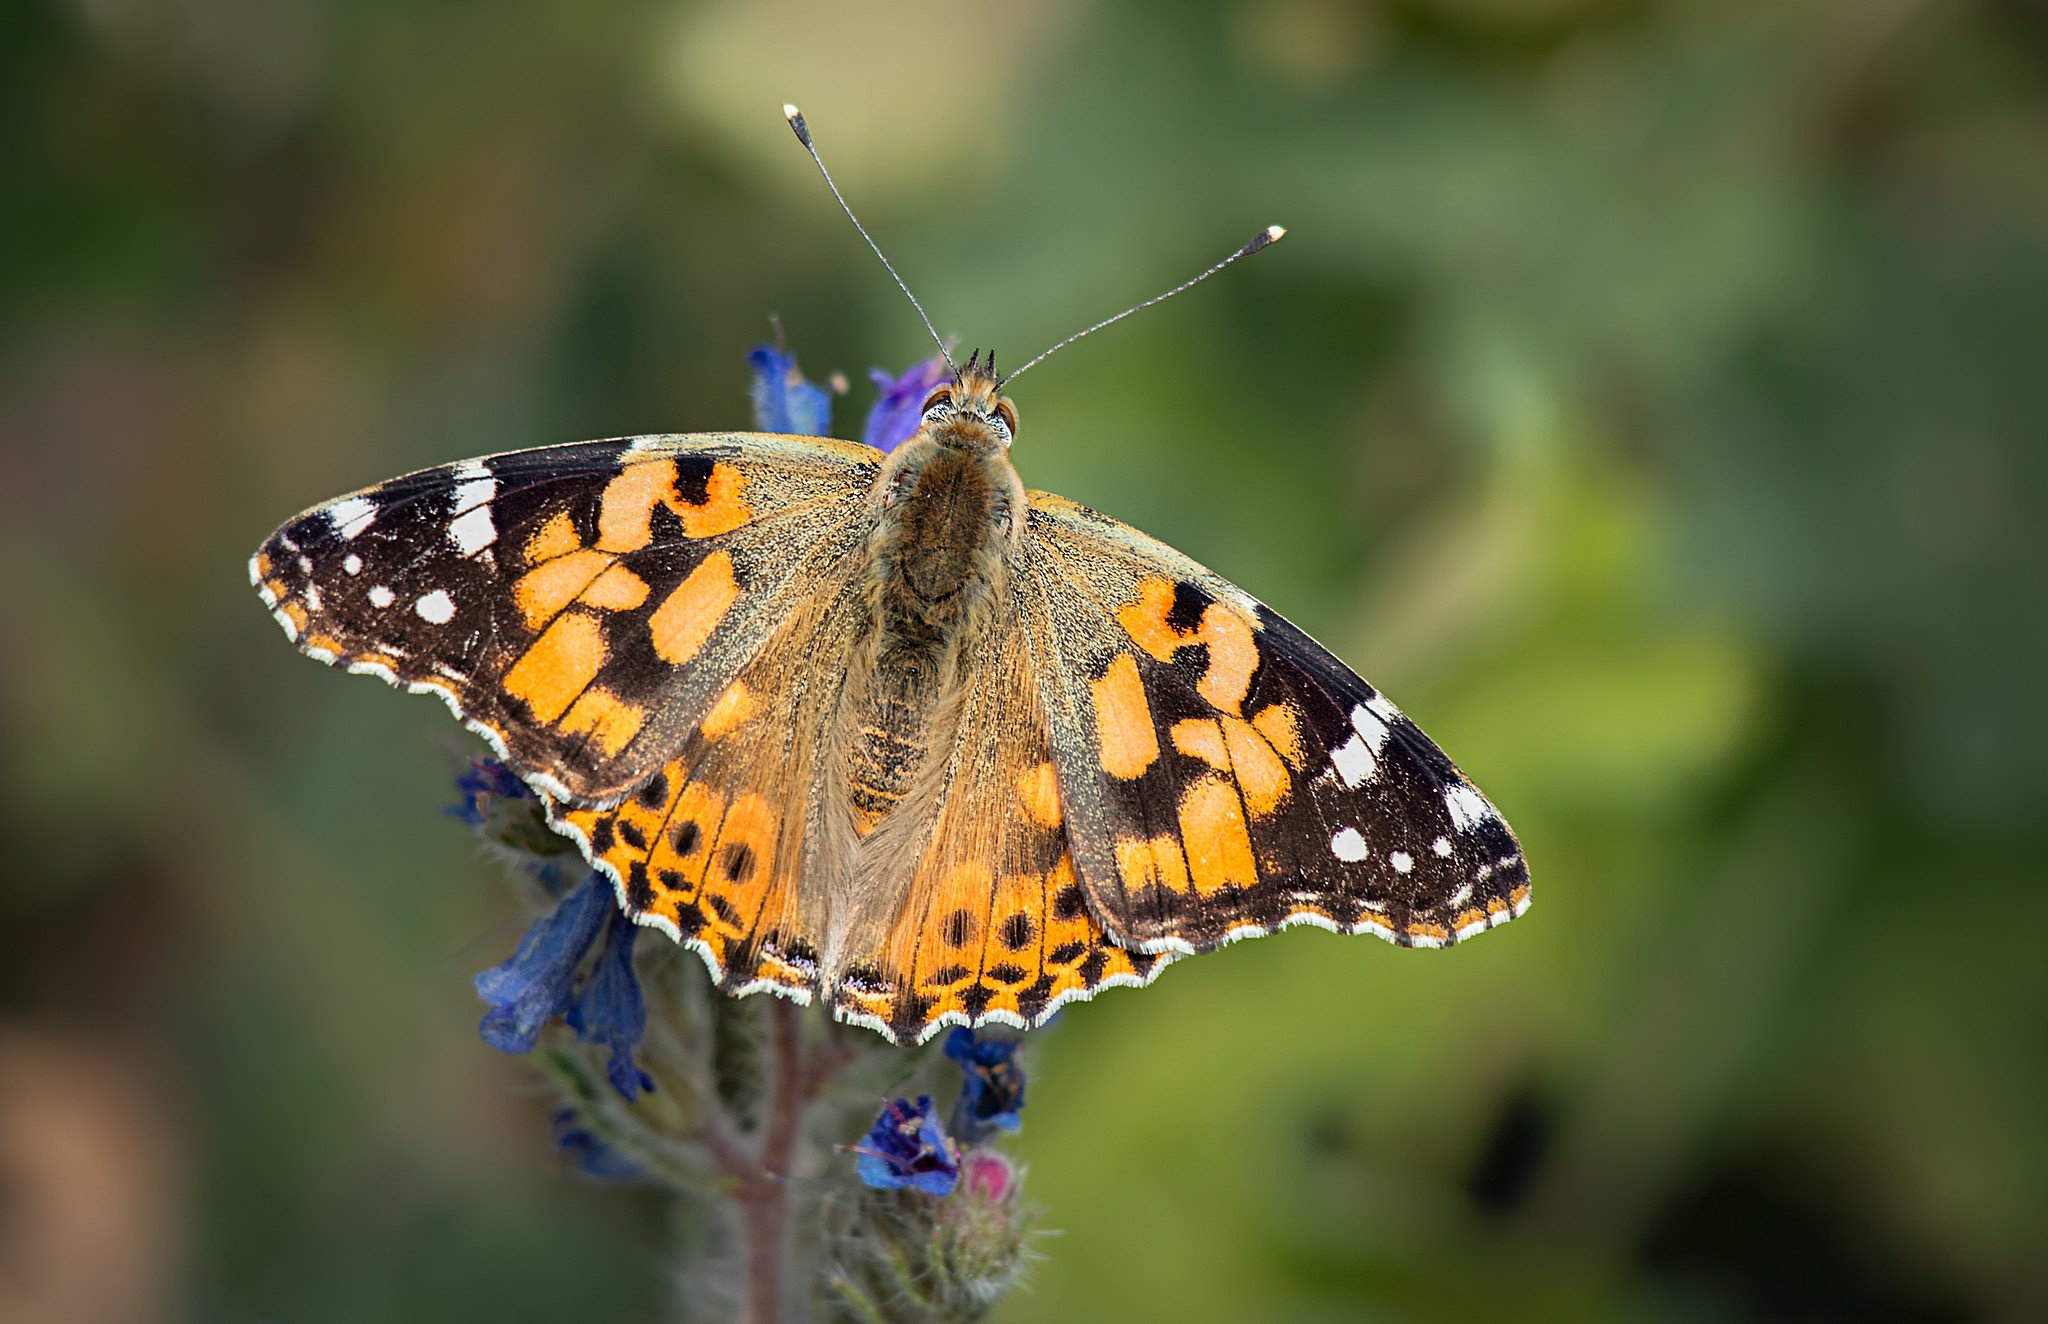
[{"x1": 916, "y1": 348, "x2": 1018, "y2": 454}]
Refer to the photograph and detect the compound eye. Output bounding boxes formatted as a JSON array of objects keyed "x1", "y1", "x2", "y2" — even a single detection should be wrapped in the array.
[
  {"x1": 919, "y1": 386, "x2": 953, "y2": 423},
  {"x1": 991, "y1": 400, "x2": 1019, "y2": 446}
]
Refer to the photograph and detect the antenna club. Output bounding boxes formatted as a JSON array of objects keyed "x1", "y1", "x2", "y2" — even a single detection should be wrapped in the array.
[
  {"x1": 1244, "y1": 225, "x2": 1286, "y2": 255},
  {"x1": 784, "y1": 105, "x2": 812, "y2": 146}
]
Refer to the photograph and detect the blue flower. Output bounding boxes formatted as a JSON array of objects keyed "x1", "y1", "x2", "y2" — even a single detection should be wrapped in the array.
[
  {"x1": 446, "y1": 757, "x2": 532, "y2": 826},
  {"x1": 856, "y1": 1096, "x2": 961, "y2": 1196},
  {"x1": 475, "y1": 873, "x2": 612, "y2": 1054},
  {"x1": 474, "y1": 873, "x2": 652, "y2": 1100},
  {"x1": 944, "y1": 1027, "x2": 1026, "y2": 1139},
  {"x1": 552, "y1": 1110, "x2": 643, "y2": 1183},
  {"x1": 748, "y1": 344, "x2": 835, "y2": 436},
  {"x1": 566, "y1": 909, "x2": 655, "y2": 1100},
  {"x1": 862, "y1": 358, "x2": 950, "y2": 453}
]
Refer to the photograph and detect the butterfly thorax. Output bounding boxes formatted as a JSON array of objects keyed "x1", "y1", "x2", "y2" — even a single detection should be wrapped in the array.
[{"x1": 837, "y1": 385, "x2": 1026, "y2": 837}]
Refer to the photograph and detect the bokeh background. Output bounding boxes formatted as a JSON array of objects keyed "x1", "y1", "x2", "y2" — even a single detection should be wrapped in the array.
[{"x1": 4, "y1": 0, "x2": 2046, "y2": 1319}]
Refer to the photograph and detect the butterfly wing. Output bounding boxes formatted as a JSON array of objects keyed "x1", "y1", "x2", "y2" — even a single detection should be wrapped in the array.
[
  {"x1": 547, "y1": 539, "x2": 874, "y2": 1001},
  {"x1": 1020, "y1": 493, "x2": 1529, "y2": 955},
  {"x1": 826, "y1": 601, "x2": 1178, "y2": 1043},
  {"x1": 251, "y1": 433, "x2": 881, "y2": 804}
]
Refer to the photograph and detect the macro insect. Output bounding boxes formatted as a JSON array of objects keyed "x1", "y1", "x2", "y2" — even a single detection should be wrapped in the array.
[{"x1": 251, "y1": 107, "x2": 1528, "y2": 1043}]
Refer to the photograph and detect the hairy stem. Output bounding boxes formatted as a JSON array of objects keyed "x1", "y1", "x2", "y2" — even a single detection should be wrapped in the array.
[{"x1": 738, "y1": 1000, "x2": 805, "y2": 1323}]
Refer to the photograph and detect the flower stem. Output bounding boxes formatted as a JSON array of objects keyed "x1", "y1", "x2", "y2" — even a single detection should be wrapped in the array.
[{"x1": 738, "y1": 999, "x2": 806, "y2": 1323}]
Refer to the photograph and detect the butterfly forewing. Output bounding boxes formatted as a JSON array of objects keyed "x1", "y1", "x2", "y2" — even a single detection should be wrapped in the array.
[
  {"x1": 251, "y1": 433, "x2": 879, "y2": 803},
  {"x1": 1020, "y1": 492, "x2": 1529, "y2": 954}
]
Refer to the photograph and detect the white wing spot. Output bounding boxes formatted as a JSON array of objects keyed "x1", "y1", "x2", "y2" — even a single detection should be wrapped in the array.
[
  {"x1": 1432, "y1": 835, "x2": 1453, "y2": 857},
  {"x1": 447, "y1": 470, "x2": 499, "y2": 554},
  {"x1": 1330, "y1": 827, "x2": 1369, "y2": 862},
  {"x1": 415, "y1": 589, "x2": 456, "y2": 624},
  {"x1": 327, "y1": 496, "x2": 377, "y2": 540},
  {"x1": 303, "y1": 583, "x2": 322, "y2": 611},
  {"x1": 342, "y1": 553, "x2": 363, "y2": 575},
  {"x1": 1331, "y1": 732, "x2": 1377, "y2": 788},
  {"x1": 1365, "y1": 691, "x2": 1402, "y2": 723},
  {"x1": 1445, "y1": 784, "x2": 1493, "y2": 832},
  {"x1": 449, "y1": 502, "x2": 496, "y2": 555},
  {"x1": 367, "y1": 584, "x2": 395, "y2": 609},
  {"x1": 1351, "y1": 702, "x2": 1393, "y2": 755},
  {"x1": 1389, "y1": 850, "x2": 1414, "y2": 874}
]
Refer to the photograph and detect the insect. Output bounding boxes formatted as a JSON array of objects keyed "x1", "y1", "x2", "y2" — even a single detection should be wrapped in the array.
[{"x1": 251, "y1": 107, "x2": 1528, "y2": 1044}]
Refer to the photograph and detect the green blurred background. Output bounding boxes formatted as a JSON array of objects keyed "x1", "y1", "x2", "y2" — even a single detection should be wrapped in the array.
[{"x1": 4, "y1": 0, "x2": 2045, "y2": 1319}]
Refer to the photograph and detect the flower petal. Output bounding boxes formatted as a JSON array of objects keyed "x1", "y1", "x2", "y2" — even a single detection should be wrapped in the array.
[
  {"x1": 944, "y1": 1027, "x2": 1026, "y2": 1138},
  {"x1": 855, "y1": 1096, "x2": 961, "y2": 1196},
  {"x1": 474, "y1": 874, "x2": 611, "y2": 1054},
  {"x1": 862, "y1": 358, "x2": 949, "y2": 453},
  {"x1": 748, "y1": 345, "x2": 834, "y2": 436},
  {"x1": 566, "y1": 909, "x2": 654, "y2": 1100}
]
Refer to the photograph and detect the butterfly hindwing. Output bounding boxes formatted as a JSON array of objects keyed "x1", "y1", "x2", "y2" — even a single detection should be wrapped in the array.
[
  {"x1": 1021, "y1": 493, "x2": 1529, "y2": 955},
  {"x1": 252, "y1": 433, "x2": 880, "y2": 803},
  {"x1": 832, "y1": 602, "x2": 1177, "y2": 1042}
]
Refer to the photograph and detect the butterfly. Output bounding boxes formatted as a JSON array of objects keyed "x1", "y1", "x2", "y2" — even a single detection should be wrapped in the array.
[
  {"x1": 251, "y1": 107, "x2": 1527, "y2": 1045},
  {"x1": 250, "y1": 344, "x2": 1528, "y2": 1044}
]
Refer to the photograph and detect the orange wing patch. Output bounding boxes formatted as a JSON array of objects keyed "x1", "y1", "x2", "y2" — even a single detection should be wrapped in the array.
[
  {"x1": 1177, "y1": 777, "x2": 1257, "y2": 895},
  {"x1": 595, "y1": 458, "x2": 752, "y2": 552},
  {"x1": 1116, "y1": 575, "x2": 1260, "y2": 715},
  {"x1": 700, "y1": 680, "x2": 758, "y2": 741},
  {"x1": 1015, "y1": 761, "x2": 1062, "y2": 827},
  {"x1": 1091, "y1": 654, "x2": 1158, "y2": 779},
  {"x1": 650, "y1": 550, "x2": 739, "y2": 665},
  {"x1": 503, "y1": 612, "x2": 606, "y2": 723}
]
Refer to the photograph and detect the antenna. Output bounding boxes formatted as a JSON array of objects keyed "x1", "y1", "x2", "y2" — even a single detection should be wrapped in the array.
[
  {"x1": 784, "y1": 105, "x2": 956, "y2": 376},
  {"x1": 1002, "y1": 226, "x2": 1286, "y2": 385}
]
